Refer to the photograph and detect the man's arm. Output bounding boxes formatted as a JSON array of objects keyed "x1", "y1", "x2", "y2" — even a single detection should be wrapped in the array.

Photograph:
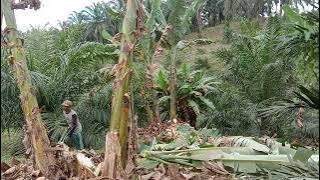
[{"x1": 68, "y1": 114, "x2": 77, "y2": 135}]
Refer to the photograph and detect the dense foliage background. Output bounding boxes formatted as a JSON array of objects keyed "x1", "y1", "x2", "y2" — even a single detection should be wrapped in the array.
[{"x1": 1, "y1": 0, "x2": 318, "y2": 155}]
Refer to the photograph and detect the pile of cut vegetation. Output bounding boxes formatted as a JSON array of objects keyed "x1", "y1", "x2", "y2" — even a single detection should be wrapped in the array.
[
  {"x1": 1, "y1": 123, "x2": 319, "y2": 179},
  {"x1": 1, "y1": 143, "x2": 104, "y2": 179},
  {"x1": 136, "y1": 123, "x2": 319, "y2": 179}
]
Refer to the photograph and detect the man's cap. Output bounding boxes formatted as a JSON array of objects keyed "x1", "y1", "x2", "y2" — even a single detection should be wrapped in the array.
[{"x1": 62, "y1": 100, "x2": 73, "y2": 107}]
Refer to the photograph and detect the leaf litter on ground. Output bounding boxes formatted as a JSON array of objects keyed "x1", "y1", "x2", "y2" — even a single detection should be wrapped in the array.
[
  {"x1": 1, "y1": 122, "x2": 318, "y2": 179},
  {"x1": 136, "y1": 122, "x2": 319, "y2": 179}
]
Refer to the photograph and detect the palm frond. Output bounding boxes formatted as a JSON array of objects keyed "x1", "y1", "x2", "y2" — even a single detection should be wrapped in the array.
[{"x1": 294, "y1": 85, "x2": 319, "y2": 109}]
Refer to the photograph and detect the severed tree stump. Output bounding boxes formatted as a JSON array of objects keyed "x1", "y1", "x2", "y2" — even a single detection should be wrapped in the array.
[{"x1": 102, "y1": 132, "x2": 126, "y2": 179}]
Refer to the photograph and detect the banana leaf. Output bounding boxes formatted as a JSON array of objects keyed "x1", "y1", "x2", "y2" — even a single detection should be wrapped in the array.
[
  {"x1": 230, "y1": 136, "x2": 271, "y2": 153},
  {"x1": 143, "y1": 150, "x2": 290, "y2": 173}
]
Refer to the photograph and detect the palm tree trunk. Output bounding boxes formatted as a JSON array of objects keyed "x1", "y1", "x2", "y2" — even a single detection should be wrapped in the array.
[
  {"x1": 196, "y1": 9, "x2": 203, "y2": 38},
  {"x1": 102, "y1": 0, "x2": 143, "y2": 177},
  {"x1": 1, "y1": 0, "x2": 54, "y2": 175},
  {"x1": 169, "y1": 47, "x2": 177, "y2": 121}
]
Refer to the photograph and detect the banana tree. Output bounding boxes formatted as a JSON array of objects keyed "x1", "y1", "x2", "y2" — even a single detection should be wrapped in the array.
[
  {"x1": 134, "y1": 0, "x2": 206, "y2": 123},
  {"x1": 1, "y1": 0, "x2": 54, "y2": 175},
  {"x1": 138, "y1": 0, "x2": 167, "y2": 124},
  {"x1": 166, "y1": 0, "x2": 207, "y2": 121},
  {"x1": 155, "y1": 64, "x2": 218, "y2": 127},
  {"x1": 102, "y1": 0, "x2": 144, "y2": 178}
]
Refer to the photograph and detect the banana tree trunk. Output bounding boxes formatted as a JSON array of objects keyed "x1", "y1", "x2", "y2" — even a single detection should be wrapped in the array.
[
  {"x1": 145, "y1": 64, "x2": 157, "y2": 124},
  {"x1": 1, "y1": 0, "x2": 54, "y2": 175},
  {"x1": 152, "y1": 89, "x2": 161, "y2": 123},
  {"x1": 150, "y1": 56, "x2": 160, "y2": 124},
  {"x1": 102, "y1": 0, "x2": 143, "y2": 177},
  {"x1": 169, "y1": 47, "x2": 177, "y2": 121},
  {"x1": 150, "y1": 26, "x2": 174, "y2": 124},
  {"x1": 139, "y1": 87, "x2": 154, "y2": 124}
]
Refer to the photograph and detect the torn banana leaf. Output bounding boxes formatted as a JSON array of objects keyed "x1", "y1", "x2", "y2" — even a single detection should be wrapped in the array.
[
  {"x1": 145, "y1": 147, "x2": 266, "y2": 158},
  {"x1": 228, "y1": 136, "x2": 271, "y2": 153}
]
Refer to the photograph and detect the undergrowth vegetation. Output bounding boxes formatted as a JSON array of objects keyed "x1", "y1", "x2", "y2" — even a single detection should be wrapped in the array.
[{"x1": 1, "y1": 0, "x2": 319, "y2": 162}]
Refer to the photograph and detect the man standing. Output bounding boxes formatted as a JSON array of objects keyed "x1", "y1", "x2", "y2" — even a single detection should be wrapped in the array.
[{"x1": 61, "y1": 100, "x2": 84, "y2": 150}]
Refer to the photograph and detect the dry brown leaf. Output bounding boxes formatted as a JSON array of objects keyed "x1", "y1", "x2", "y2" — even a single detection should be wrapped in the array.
[
  {"x1": 181, "y1": 173, "x2": 195, "y2": 179},
  {"x1": 1, "y1": 162, "x2": 11, "y2": 172},
  {"x1": 3, "y1": 166, "x2": 17, "y2": 175},
  {"x1": 203, "y1": 161, "x2": 230, "y2": 175},
  {"x1": 10, "y1": 157, "x2": 21, "y2": 166},
  {"x1": 125, "y1": 159, "x2": 135, "y2": 176},
  {"x1": 153, "y1": 164, "x2": 166, "y2": 180},
  {"x1": 167, "y1": 164, "x2": 185, "y2": 180},
  {"x1": 31, "y1": 170, "x2": 41, "y2": 177}
]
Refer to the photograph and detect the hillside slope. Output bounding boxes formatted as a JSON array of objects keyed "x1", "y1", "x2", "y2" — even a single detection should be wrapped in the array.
[
  {"x1": 164, "y1": 23, "x2": 236, "y2": 76},
  {"x1": 160, "y1": 20, "x2": 264, "y2": 75}
]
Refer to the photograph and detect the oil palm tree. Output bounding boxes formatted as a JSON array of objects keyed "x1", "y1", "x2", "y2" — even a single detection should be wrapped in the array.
[
  {"x1": 1, "y1": 49, "x2": 24, "y2": 132},
  {"x1": 258, "y1": 84, "x2": 319, "y2": 139},
  {"x1": 67, "y1": 10, "x2": 89, "y2": 25},
  {"x1": 277, "y1": 5, "x2": 319, "y2": 86},
  {"x1": 82, "y1": 2, "x2": 120, "y2": 42}
]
